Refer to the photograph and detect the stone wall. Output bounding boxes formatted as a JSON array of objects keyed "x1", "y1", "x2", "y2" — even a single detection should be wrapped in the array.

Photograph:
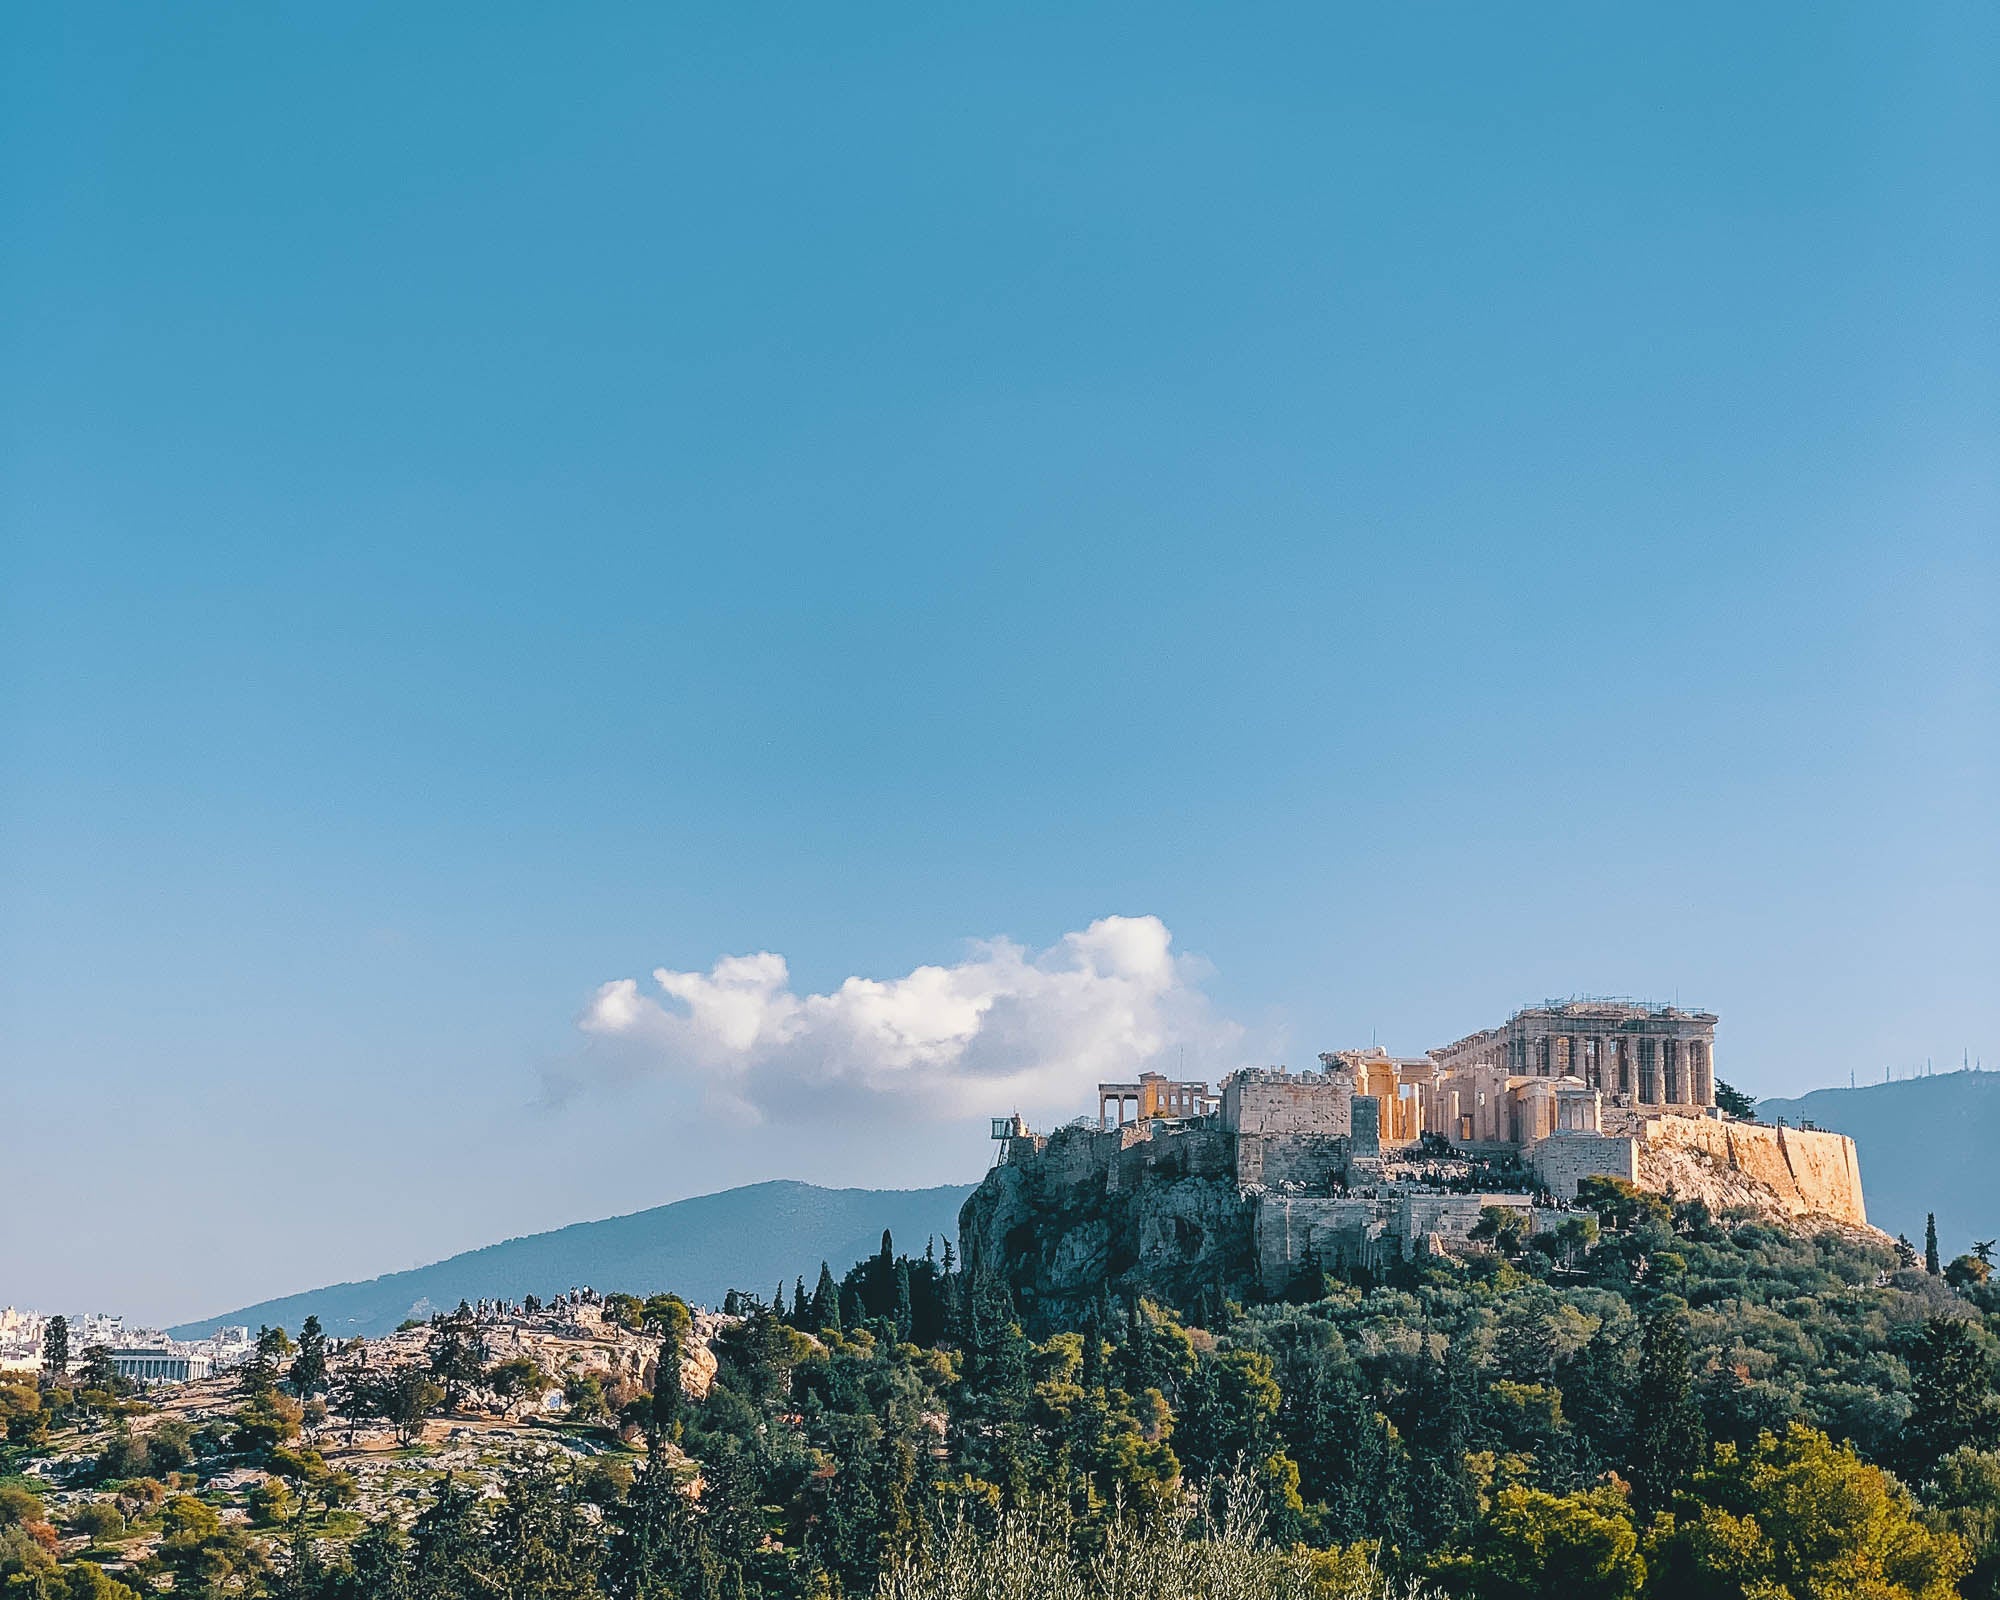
[
  {"x1": 1254, "y1": 1192, "x2": 1542, "y2": 1286},
  {"x1": 1221, "y1": 1071, "x2": 1353, "y2": 1138},
  {"x1": 1245, "y1": 1134, "x2": 1350, "y2": 1188},
  {"x1": 1113, "y1": 1124, "x2": 1235, "y2": 1190},
  {"x1": 1639, "y1": 1116, "x2": 1867, "y2": 1227},
  {"x1": 1527, "y1": 1133, "x2": 1641, "y2": 1198},
  {"x1": 1225, "y1": 1072, "x2": 1356, "y2": 1186},
  {"x1": 1777, "y1": 1125, "x2": 1868, "y2": 1226}
]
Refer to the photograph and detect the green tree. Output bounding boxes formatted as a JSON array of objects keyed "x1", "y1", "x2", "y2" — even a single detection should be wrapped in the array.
[
  {"x1": 346, "y1": 1519, "x2": 413, "y2": 1600},
  {"x1": 1471, "y1": 1205, "x2": 1529, "y2": 1257},
  {"x1": 1713, "y1": 1080, "x2": 1757, "y2": 1119},
  {"x1": 1654, "y1": 1423, "x2": 1968, "y2": 1600},
  {"x1": 1949, "y1": 1254, "x2": 1994, "y2": 1289},
  {"x1": 609, "y1": 1453, "x2": 715, "y2": 1600},
  {"x1": 487, "y1": 1457, "x2": 604, "y2": 1600},
  {"x1": 1927, "y1": 1213, "x2": 1943, "y2": 1276},
  {"x1": 41, "y1": 1315, "x2": 70, "y2": 1379},
  {"x1": 1404, "y1": 1341, "x2": 1482, "y2": 1555},
  {"x1": 76, "y1": 1345, "x2": 121, "y2": 1394},
  {"x1": 489, "y1": 1357, "x2": 552, "y2": 1421},
  {"x1": 893, "y1": 1259, "x2": 915, "y2": 1343},
  {"x1": 1178, "y1": 1348, "x2": 1282, "y2": 1481},
  {"x1": 1922, "y1": 1447, "x2": 2000, "y2": 1600},
  {"x1": 248, "y1": 1477, "x2": 298, "y2": 1527},
  {"x1": 563, "y1": 1372, "x2": 611, "y2": 1424},
  {"x1": 1462, "y1": 1484, "x2": 1645, "y2": 1600},
  {"x1": 70, "y1": 1499, "x2": 127, "y2": 1544},
  {"x1": 153, "y1": 1493, "x2": 268, "y2": 1598},
  {"x1": 811, "y1": 1261, "x2": 843, "y2": 1335},
  {"x1": 641, "y1": 1295, "x2": 692, "y2": 1352},
  {"x1": 1902, "y1": 1315, "x2": 2000, "y2": 1474},
  {"x1": 1112, "y1": 1297, "x2": 1196, "y2": 1408},
  {"x1": 869, "y1": 1228, "x2": 897, "y2": 1320},
  {"x1": 233, "y1": 1389, "x2": 305, "y2": 1453},
  {"x1": 1632, "y1": 1303, "x2": 1706, "y2": 1515},
  {"x1": 265, "y1": 1517, "x2": 337, "y2": 1600},
  {"x1": 64, "y1": 1564, "x2": 141, "y2": 1600},
  {"x1": 353, "y1": 1366, "x2": 444, "y2": 1446},
  {"x1": 290, "y1": 1315, "x2": 330, "y2": 1398},
  {"x1": 426, "y1": 1314, "x2": 489, "y2": 1412},
  {"x1": 408, "y1": 1478, "x2": 491, "y2": 1600},
  {"x1": 1078, "y1": 1312, "x2": 1107, "y2": 1393}
]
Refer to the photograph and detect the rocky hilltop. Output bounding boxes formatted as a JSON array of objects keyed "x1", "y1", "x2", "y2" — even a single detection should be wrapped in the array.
[
  {"x1": 960, "y1": 1120, "x2": 1254, "y2": 1329},
  {"x1": 961, "y1": 1058, "x2": 1871, "y2": 1330}
]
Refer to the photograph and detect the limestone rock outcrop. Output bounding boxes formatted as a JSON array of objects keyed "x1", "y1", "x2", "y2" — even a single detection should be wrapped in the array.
[
  {"x1": 1638, "y1": 1116, "x2": 1867, "y2": 1227},
  {"x1": 958, "y1": 1124, "x2": 1256, "y2": 1327}
]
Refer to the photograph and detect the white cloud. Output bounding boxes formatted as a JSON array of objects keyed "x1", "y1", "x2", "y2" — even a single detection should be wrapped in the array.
[{"x1": 574, "y1": 915, "x2": 1242, "y2": 1124}]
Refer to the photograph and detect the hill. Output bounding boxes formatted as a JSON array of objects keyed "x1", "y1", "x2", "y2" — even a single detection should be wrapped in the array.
[
  {"x1": 167, "y1": 1178, "x2": 975, "y2": 1339},
  {"x1": 1758, "y1": 1069, "x2": 2000, "y2": 1255}
]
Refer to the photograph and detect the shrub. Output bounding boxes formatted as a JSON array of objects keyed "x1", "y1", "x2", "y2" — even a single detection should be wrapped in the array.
[{"x1": 70, "y1": 1500, "x2": 127, "y2": 1543}]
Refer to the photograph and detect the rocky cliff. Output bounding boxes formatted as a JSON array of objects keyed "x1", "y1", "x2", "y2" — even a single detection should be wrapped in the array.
[
  {"x1": 1638, "y1": 1116, "x2": 1868, "y2": 1227},
  {"x1": 957, "y1": 1123, "x2": 1257, "y2": 1328}
]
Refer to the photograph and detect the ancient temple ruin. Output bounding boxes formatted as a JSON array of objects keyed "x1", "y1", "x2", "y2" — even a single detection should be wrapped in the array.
[{"x1": 962, "y1": 997, "x2": 1868, "y2": 1321}]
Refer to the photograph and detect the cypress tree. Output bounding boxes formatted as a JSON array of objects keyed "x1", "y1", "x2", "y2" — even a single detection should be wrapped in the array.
[
  {"x1": 811, "y1": 1262, "x2": 842, "y2": 1333},
  {"x1": 792, "y1": 1277, "x2": 809, "y2": 1324},
  {"x1": 1632, "y1": 1302, "x2": 1707, "y2": 1514},
  {"x1": 40, "y1": 1315, "x2": 69, "y2": 1378},
  {"x1": 871, "y1": 1229, "x2": 896, "y2": 1319},
  {"x1": 893, "y1": 1260, "x2": 914, "y2": 1343},
  {"x1": 1926, "y1": 1213, "x2": 1942, "y2": 1275}
]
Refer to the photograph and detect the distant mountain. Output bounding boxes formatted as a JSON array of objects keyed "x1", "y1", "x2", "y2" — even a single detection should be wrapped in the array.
[
  {"x1": 168, "y1": 1180, "x2": 976, "y2": 1340},
  {"x1": 1758, "y1": 1071, "x2": 2000, "y2": 1255}
]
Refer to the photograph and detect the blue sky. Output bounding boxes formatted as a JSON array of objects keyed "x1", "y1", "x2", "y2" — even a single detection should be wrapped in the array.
[{"x1": 3, "y1": 4, "x2": 1994, "y2": 1323}]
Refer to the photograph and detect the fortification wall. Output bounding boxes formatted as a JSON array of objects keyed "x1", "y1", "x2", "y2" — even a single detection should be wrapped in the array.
[
  {"x1": 1113, "y1": 1125, "x2": 1235, "y2": 1190},
  {"x1": 1222, "y1": 1073, "x2": 1353, "y2": 1138},
  {"x1": 1011, "y1": 1125, "x2": 1127, "y2": 1198},
  {"x1": 1639, "y1": 1116, "x2": 1867, "y2": 1227},
  {"x1": 1527, "y1": 1134, "x2": 1641, "y2": 1198},
  {"x1": 1254, "y1": 1192, "x2": 1542, "y2": 1286},
  {"x1": 1236, "y1": 1133, "x2": 1349, "y2": 1188},
  {"x1": 1778, "y1": 1126, "x2": 1868, "y2": 1226}
]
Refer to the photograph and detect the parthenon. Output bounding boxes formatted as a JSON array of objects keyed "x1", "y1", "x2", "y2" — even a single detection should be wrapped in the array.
[{"x1": 1429, "y1": 998, "x2": 1717, "y2": 1121}]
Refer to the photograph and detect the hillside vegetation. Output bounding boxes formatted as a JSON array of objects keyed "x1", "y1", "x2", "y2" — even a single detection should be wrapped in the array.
[{"x1": 12, "y1": 1181, "x2": 2000, "y2": 1599}]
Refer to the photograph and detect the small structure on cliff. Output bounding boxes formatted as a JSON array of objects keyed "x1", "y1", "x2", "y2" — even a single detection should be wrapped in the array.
[{"x1": 959, "y1": 999, "x2": 1869, "y2": 1328}]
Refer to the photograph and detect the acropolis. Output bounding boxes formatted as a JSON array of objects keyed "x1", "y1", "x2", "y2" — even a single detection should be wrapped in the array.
[{"x1": 961, "y1": 998, "x2": 1869, "y2": 1324}]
